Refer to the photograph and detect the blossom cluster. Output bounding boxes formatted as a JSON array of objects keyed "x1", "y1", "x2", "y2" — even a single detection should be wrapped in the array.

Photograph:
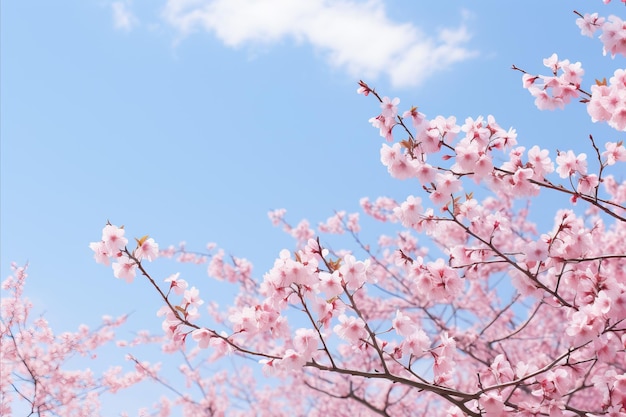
[{"x1": 89, "y1": 224, "x2": 159, "y2": 283}]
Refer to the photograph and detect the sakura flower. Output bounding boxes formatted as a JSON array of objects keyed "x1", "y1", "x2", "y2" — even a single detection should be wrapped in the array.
[
  {"x1": 453, "y1": 139, "x2": 481, "y2": 172},
  {"x1": 600, "y1": 15, "x2": 626, "y2": 58},
  {"x1": 535, "y1": 369, "x2": 572, "y2": 398},
  {"x1": 400, "y1": 330, "x2": 430, "y2": 357},
  {"x1": 402, "y1": 106, "x2": 426, "y2": 130},
  {"x1": 164, "y1": 273, "x2": 188, "y2": 295},
  {"x1": 293, "y1": 328, "x2": 318, "y2": 358},
  {"x1": 102, "y1": 224, "x2": 128, "y2": 255},
  {"x1": 603, "y1": 141, "x2": 626, "y2": 165},
  {"x1": 576, "y1": 12, "x2": 605, "y2": 37},
  {"x1": 426, "y1": 259, "x2": 463, "y2": 301},
  {"x1": 259, "y1": 358, "x2": 278, "y2": 377},
  {"x1": 566, "y1": 308, "x2": 600, "y2": 344},
  {"x1": 392, "y1": 310, "x2": 418, "y2": 337},
  {"x1": 380, "y1": 96, "x2": 400, "y2": 119},
  {"x1": 183, "y1": 286, "x2": 204, "y2": 308},
  {"x1": 414, "y1": 160, "x2": 437, "y2": 185},
  {"x1": 380, "y1": 142, "x2": 418, "y2": 179},
  {"x1": 89, "y1": 240, "x2": 110, "y2": 266},
  {"x1": 527, "y1": 145, "x2": 554, "y2": 179},
  {"x1": 333, "y1": 314, "x2": 367, "y2": 343},
  {"x1": 278, "y1": 349, "x2": 306, "y2": 371},
  {"x1": 521, "y1": 238, "x2": 549, "y2": 263},
  {"x1": 434, "y1": 172, "x2": 462, "y2": 196},
  {"x1": 490, "y1": 354, "x2": 515, "y2": 383},
  {"x1": 393, "y1": 195, "x2": 423, "y2": 229},
  {"x1": 543, "y1": 53, "x2": 560, "y2": 73},
  {"x1": 556, "y1": 150, "x2": 587, "y2": 178},
  {"x1": 339, "y1": 254, "x2": 369, "y2": 290},
  {"x1": 318, "y1": 270, "x2": 343, "y2": 299},
  {"x1": 461, "y1": 116, "x2": 491, "y2": 146},
  {"x1": 134, "y1": 237, "x2": 159, "y2": 262},
  {"x1": 112, "y1": 253, "x2": 137, "y2": 283},
  {"x1": 510, "y1": 167, "x2": 540, "y2": 197},
  {"x1": 370, "y1": 114, "x2": 395, "y2": 141},
  {"x1": 478, "y1": 392, "x2": 506, "y2": 417},
  {"x1": 191, "y1": 328, "x2": 213, "y2": 349},
  {"x1": 577, "y1": 174, "x2": 599, "y2": 195}
]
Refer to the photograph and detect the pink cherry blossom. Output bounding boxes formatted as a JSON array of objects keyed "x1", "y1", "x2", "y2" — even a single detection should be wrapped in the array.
[
  {"x1": 135, "y1": 237, "x2": 159, "y2": 261},
  {"x1": 89, "y1": 240, "x2": 111, "y2": 266},
  {"x1": 164, "y1": 272, "x2": 188, "y2": 295},
  {"x1": 556, "y1": 150, "x2": 588, "y2": 178},
  {"x1": 191, "y1": 328, "x2": 213, "y2": 349},
  {"x1": 599, "y1": 15, "x2": 626, "y2": 58},
  {"x1": 339, "y1": 254, "x2": 369, "y2": 290},
  {"x1": 577, "y1": 12, "x2": 606, "y2": 37},
  {"x1": 112, "y1": 252, "x2": 137, "y2": 283},
  {"x1": 333, "y1": 314, "x2": 367, "y2": 343},
  {"x1": 102, "y1": 224, "x2": 128, "y2": 255},
  {"x1": 380, "y1": 96, "x2": 400, "y2": 119},
  {"x1": 603, "y1": 141, "x2": 626, "y2": 165}
]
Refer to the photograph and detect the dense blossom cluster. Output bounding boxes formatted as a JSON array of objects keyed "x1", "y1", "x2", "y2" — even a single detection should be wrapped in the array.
[{"x1": 3, "y1": 2, "x2": 626, "y2": 416}]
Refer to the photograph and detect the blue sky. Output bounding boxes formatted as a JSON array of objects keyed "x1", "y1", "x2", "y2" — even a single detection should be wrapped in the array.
[{"x1": 1, "y1": 0, "x2": 622, "y2": 413}]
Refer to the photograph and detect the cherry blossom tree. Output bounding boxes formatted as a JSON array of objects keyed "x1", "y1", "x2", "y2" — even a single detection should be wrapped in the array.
[{"x1": 3, "y1": 2, "x2": 626, "y2": 416}]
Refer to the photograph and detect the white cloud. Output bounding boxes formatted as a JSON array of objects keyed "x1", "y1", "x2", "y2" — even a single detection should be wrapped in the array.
[
  {"x1": 160, "y1": 0, "x2": 477, "y2": 88},
  {"x1": 112, "y1": 1, "x2": 139, "y2": 31}
]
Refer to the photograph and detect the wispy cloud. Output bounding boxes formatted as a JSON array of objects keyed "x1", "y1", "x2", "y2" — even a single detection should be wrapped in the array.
[
  {"x1": 160, "y1": 0, "x2": 477, "y2": 88},
  {"x1": 112, "y1": 1, "x2": 139, "y2": 31}
]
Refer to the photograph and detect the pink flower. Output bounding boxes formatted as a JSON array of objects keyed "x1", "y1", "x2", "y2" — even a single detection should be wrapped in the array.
[
  {"x1": 402, "y1": 106, "x2": 426, "y2": 130},
  {"x1": 426, "y1": 259, "x2": 463, "y2": 301},
  {"x1": 333, "y1": 314, "x2": 367, "y2": 343},
  {"x1": 135, "y1": 237, "x2": 159, "y2": 262},
  {"x1": 380, "y1": 96, "x2": 400, "y2": 119},
  {"x1": 527, "y1": 145, "x2": 554, "y2": 178},
  {"x1": 511, "y1": 167, "x2": 540, "y2": 197},
  {"x1": 556, "y1": 150, "x2": 587, "y2": 178},
  {"x1": 576, "y1": 12, "x2": 605, "y2": 38},
  {"x1": 566, "y1": 309, "x2": 600, "y2": 344},
  {"x1": 414, "y1": 160, "x2": 437, "y2": 185},
  {"x1": 600, "y1": 15, "x2": 626, "y2": 58},
  {"x1": 543, "y1": 53, "x2": 560, "y2": 73},
  {"x1": 318, "y1": 271, "x2": 343, "y2": 299},
  {"x1": 183, "y1": 286, "x2": 204, "y2": 308},
  {"x1": 603, "y1": 141, "x2": 626, "y2": 165},
  {"x1": 164, "y1": 273, "x2": 188, "y2": 295},
  {"x1": 392, "y1": 310, "x2": 417, "y2": 337},
  {"x1": 393, "y1": 195, "x2": 423, "y2": 229},
  {"x1": 400, "y1": 330, "x2": 430, "y2": 357},
  {"x1": 380, "y1": 143, "x2": 418, "y2": 180},
  {"x1": 490, "y1": 354, "x2": 514, "y2": 382},
  {"x1": 102, "y1": 224, "x2": 128, "y2": 255},
  {"x1": 577, "y1": 174, "x2": 599, "y2": 195},
  {"x1": 478, "y1": 392, "x2": 506, "y2": 417},
  {"x1": 434, "y1": 172, "x2": 462, "y2": 196},
  {"x1": 89, "y1": 241, "x2": 110, "y2": 266},
  {"x1": 339, "y1": 255, "x2": 369, "y2": 290},
  {"x1": 522, "y1": 239, "x2": 549, "y2": 263},
  {"x1": 278, "y1": 349, "x2": 305, "y2": 371},
  {"x1": 293, "y1": 328, "x2": 318, "y2": 358},
  {"x1": 191, "y1": 328, "x2": 212, "y2": 349},
  {"x1": 112, "y1": 253, "x2": 137, "y2": 283}
]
